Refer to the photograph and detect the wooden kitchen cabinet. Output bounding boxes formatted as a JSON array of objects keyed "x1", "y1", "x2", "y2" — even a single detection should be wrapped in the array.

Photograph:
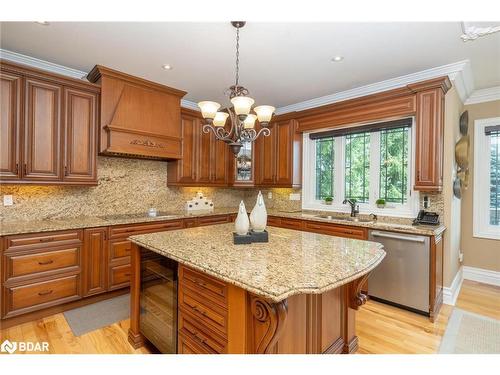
[
  {"x1": 63, "y1": 88, "x2": 98, "y2": 183},
  {"x1": 168, "y1": 108, "x2": 229, "y2": 187},
  {"x1": 255, "y1": 119, "x2": 302, "y2": 188},
  {"x1": 0, "y1": 60, "x2": 100, "y2": 185},
  {"x1": 82, "y1": 228, "x2": 107, "y2": 297},
  {"x1": 23, "y1": 77, "x2": 63, "y2": 182},
  {"x1": 413, "y1": 87, "x2": 445, "y2": 191},
  {"x1": 0, "y1": 71, "x2": 22, "y2": 180}
]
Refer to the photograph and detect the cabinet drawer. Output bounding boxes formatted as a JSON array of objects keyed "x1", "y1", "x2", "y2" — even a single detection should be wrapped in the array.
[
  {"x1": 5, "y1": 246, "x2": 80, "y2": 281},
  {"x1": 303, "y1": 221, "x2": 367, "y2": 239},
  {"x1": 179, "y1": 287, "x2": 228, "y2": 337},
  {"x1": 109, "y1": 220, "x2": 184, "y2": 239},
  {"x1": 196, "y1": 215, "x2": 231, "y2": 226},
  {"x1": 279, "y1": 218, "x2": 303, "y2": 230},
  {"x1": 5, "y1": 274, "x2": 80, "y2": 316},
  {"x1": 5, "y1": 230, "x2": 82, "y2": 252},
  {"x1": 179, "y1": 308, "x2": 227, "y2": 353},
  {"x1": 178, "y1": 332, "x2": 215, "y2": 354},
  {"x1": 180, "y1": 266, "x2": 227, "y2": 306},
  {"x1": 109, "y1": 264, "x2": 131, "y2": 290},
  {"x1": 109, "y1": 239, "x2": 132, "y2": 262}
]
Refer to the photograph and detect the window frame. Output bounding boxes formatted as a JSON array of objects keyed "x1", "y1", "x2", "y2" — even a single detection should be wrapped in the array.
[
  {"x1": 473, "y1": 117, "x2": 500, "y2": 240},
  {"x1": 302, "y1": 118, "x2": 420, "y2": 218}
]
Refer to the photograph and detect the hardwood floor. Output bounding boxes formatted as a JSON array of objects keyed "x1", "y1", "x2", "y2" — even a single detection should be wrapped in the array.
[
  {"x1": 357, "y1": 280, "x2": 500, "y2": 354},
  {"x1": 1, "y1": 280, "x2": 498, "y2": 354}
]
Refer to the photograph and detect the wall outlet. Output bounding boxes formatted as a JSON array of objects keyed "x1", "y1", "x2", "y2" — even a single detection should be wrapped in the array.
[
  {"x1": 267, "y1": 192, "x2": 273, "y2": 199},
  {"x1": 289, "y1": 193, "x2": 301, "y2": 201},
  {"x1": 3, "y1": 195, "x2": 13, "y2": 206},
  {"x1": 459, "y1": 252, "x2": 464, "y2": 263}
]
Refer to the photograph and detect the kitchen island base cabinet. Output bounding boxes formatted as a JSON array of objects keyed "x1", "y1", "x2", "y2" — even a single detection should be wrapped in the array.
[{"x1": 129, "y1": 246, "x2": 368, "y2": 354}]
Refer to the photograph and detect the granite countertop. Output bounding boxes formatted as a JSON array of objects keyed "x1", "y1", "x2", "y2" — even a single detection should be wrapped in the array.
[
  {"x1": 0, "y1": 207, "x2": 445, "y2": 237},
  {"x1": 130, "y1": 223, "x2": 386, "y2": 302}
]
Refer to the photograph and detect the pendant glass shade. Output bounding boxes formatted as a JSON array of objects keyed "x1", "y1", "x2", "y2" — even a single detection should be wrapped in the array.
[
  {"x1": 213, "y1": 112, "x2": 229, "y2": 127},
  {"x1": 230, "y1": 96, "x2": 254, "y2": 115},
  {"x1": 254, "y1": 105, "x2": 275, "y2": 123},
  {"x1": 243, "y1": 114, "x2": 257, "y2": 129},
  {"x1": 197, "y1": 101, "x2": 221, "y2": 119}
]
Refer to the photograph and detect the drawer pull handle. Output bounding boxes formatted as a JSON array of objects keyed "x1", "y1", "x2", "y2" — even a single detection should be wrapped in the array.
[
  {"x1": 39, "y1": 238, "x2": 54, "y2": 242},
  {"x1": 38, "y1": 260, "x2": 54, "y2": 265},
  {"x1": 192, "y1": 305, "x2": 207, "y2": 316},
  {"x1": 194, "y1": 279, "x2": 206, "y2": 287},
  {"x1": 124, "y1": 273, "x2": 131, "y2": 277},
  {"x1": 38, "y1": 290, "x2": 53, "y2": 296}
]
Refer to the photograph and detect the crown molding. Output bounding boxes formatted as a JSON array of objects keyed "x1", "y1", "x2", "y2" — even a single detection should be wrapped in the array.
[
  {"x1": 0, "y1": 48, "x2": 88, "y2": 80},
  {"x1": 464, "y1": 86, "x2": 500, "y2": 105},
  {"x1": 275, "y1": 60, "x2": 473, "y2": 115}
]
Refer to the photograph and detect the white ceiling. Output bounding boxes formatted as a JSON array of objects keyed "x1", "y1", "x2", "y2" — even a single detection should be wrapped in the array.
[{"x1": 1, "y1": 22, "x2": 499, "y2": 108}]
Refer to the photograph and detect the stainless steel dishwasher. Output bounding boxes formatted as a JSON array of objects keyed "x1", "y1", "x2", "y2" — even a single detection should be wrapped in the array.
[{"x1": 368, "y1": 230, "x2": 430, "y2": 315}]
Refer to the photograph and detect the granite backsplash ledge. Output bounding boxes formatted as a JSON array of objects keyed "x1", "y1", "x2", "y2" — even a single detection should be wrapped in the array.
[{"x1": 0, "y1": 157, "x2": 244, "y2": 221}]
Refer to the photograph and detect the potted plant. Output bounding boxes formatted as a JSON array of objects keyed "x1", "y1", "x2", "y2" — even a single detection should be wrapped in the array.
[
  {"x1": 324, "y1": 196, "x2": 333, "y2": 205},
  {"x1": 376, "y1": 198, "x2": 386, "y2": 208}
]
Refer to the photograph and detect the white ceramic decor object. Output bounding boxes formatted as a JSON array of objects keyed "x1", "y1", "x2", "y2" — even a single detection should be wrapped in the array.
[
  {"x1": 235, "y1": 201, "x2": 250, "y2": 235},
  {"x1": 250, "y1": 191, "x2": 267, "y2": 232}
]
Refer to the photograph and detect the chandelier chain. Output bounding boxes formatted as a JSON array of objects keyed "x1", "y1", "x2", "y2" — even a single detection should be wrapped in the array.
[{"x1": 235, "y1": 26, "x2": 240, "y2": 87}]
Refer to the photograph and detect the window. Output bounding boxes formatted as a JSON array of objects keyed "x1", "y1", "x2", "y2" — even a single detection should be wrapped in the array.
[
  {"x1": 474, "y1": 117, "x2": 500, "y2": 239},
  {"x1": 344, "y1": 133, "x2": 370, "y2": 203},
  {"x1": 303, "y1": 118, "x2": 418, "y2": 217}
]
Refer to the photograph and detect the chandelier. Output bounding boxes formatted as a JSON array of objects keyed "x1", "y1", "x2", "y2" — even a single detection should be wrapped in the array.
[{"x1": 197, "y1": 21, "x2": 275, "y2": 156}]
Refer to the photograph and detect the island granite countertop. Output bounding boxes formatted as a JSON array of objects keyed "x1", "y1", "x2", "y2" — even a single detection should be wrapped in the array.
[
  {"x1": 0, "y1": 207, "x2": 445, "y2": 237},
  {"x1": 129, "y1": 223, "x2": 386, "y2": 302}
]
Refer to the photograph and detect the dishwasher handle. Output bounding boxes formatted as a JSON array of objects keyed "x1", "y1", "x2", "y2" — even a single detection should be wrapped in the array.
[{"x1": 370, "y1": 231, "x2": 426, "y2": 243}]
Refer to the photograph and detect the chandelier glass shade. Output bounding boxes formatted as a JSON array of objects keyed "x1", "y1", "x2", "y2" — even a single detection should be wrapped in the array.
[{"x1": 197, "y1": 22, "x2": 275, "y2": 156}]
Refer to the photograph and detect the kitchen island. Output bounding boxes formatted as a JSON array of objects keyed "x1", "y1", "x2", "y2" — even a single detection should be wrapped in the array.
[{"x1": 128, "y1": 223, "x2": 385, "y2": 354}]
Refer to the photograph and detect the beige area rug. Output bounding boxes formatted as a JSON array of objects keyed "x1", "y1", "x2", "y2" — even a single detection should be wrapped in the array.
[{"x1": 439, "y1": 308, "x2": 500, "y2": 354}]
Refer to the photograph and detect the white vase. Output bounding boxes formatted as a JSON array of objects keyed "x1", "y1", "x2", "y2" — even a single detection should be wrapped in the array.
[
  {"x1": 235, "y1": 201, "x2": 250, "y2": 235},
  {"x1": 250, "y1": 191, "x2": 267, "y2": 232}
]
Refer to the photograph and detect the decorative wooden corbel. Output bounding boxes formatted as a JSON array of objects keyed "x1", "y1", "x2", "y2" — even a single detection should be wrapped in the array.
[
  {"x1": 348, "y1": 273, "x2": 370, "y2": 310},
  {"x1": 250, "y1": 296, "x2": 288, "y2": 354}
]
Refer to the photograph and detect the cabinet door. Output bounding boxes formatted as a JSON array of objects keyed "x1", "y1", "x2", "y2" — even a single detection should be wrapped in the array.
[
  {"x1": 83, "y1": 228, "x2": 107, "y2": 296},
  {"x1": 275, "y1": 120, "x2": 295, "y2": 185},
  {"x1": 63, "y1": 88, "x2": 98, "y2": 183},
  {"x1": 414, "y1": 88, "x2": 444, "y2": 191},
  {"x1": 255, "y1": 122, "x2": 277, "y2": 185},
  {"x1": 212, "y1": 137, "x2": 228, "y2": 185},
  {"x1": 23, "y1": 78, "x2": 62, "y2": 181},
  {"x1": 173, "y1": 115, "x2": 199, "y2": 184},
  {"x1": 0, "y1": 71, "x2": 22, "y2": 180},
  {"x1": 197, "y1": 130, "x2": 213, "y2": 184}
]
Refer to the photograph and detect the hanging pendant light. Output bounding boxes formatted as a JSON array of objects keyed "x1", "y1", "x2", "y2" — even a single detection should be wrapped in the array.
[{"x1": 197, "y1": 21, "x2": 275, "y2": 156}]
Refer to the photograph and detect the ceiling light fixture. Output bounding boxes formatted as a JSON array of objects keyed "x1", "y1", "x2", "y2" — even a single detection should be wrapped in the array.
[
  {"x1": 162, "y1": 64, "x2": 173, "y2": 70},
  {"x1": 197, "y1": 21, "x2": 275, "y2": 156},
  {"x1": 35, "y1": 21, "x2": 50, "y2": 25},
  {"x1": 332, "y1": 56, "x2": 344, "y2": 62}
]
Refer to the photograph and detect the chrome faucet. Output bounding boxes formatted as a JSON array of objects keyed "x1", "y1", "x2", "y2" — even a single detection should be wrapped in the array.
[{"x1": 343, "y1": 199, "x2": 359, "y2": 217}]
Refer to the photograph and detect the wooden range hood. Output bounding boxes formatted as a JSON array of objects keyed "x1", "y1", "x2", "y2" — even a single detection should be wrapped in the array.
[{"x1": 87, "y1": 65, "x2": 186, "y2": 160}]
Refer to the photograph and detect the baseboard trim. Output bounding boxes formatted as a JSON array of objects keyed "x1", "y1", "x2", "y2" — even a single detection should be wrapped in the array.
[
  {"x1": 443, "y1": 267, "x2": 463, "y2": 306},
  {"x1": 463, "y1": 266, "x2": 500, "y2": 287}
]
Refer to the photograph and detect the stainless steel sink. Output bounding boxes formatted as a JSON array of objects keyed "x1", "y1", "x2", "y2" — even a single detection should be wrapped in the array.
[{"x1": 313, "y1": 214, "x2": 373, "y2": 223}]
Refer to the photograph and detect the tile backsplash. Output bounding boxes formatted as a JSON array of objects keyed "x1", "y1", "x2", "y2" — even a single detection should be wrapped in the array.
[
  {"x1": 1, "y1": 156, "x2": 444, "y2": 223},
  {"x1": 0, "y1": 157, "x2": 244, "y2": 221}
]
